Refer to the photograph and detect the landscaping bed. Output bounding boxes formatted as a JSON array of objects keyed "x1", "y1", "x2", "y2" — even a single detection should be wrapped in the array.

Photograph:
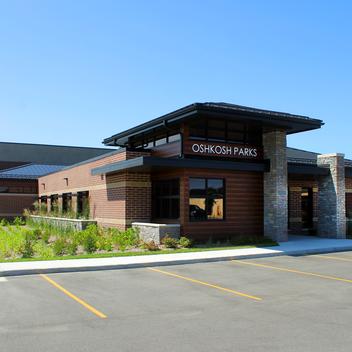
[{"x1": 0, "y1": 217, "x2": 277, "y2": 262}]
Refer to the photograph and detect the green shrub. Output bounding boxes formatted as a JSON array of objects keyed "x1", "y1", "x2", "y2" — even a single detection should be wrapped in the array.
[
  {"x1": 141, "y1": 240, "x2": 159, "y2": 251},
  {"x1": 33, "y1": 240, "x2": 53, "y2": 259},
  {"x1": 97, "y1": 236, "x2": 113, "y2": 252},
  {"x1": 67, "y1": 241, "x2": 78, "y2": 255},
  {"x1": 80, "y1": 225, "x2": 99, "y2": 253},
  {"x1": 21, "y1": 229, "x2": 37, "y2": 258},
  {"x1": 0, "y1": 218, "x2": 9, "y2": 227},
  {"x1": 179, "y1": 236, "x2": 193, "y2": 248},
  {"x1": 52, "y1": 238, "x2": 68, "y2": 256},
  {"x1": 0, "y1": 226, "x2": 25, "y2": 258},
  {"x1": 111, "y1": 227, "x2": 139, "y2": 251},
  {"x1": 83, "y1": 234, "x2": 97, "y2": 253},
  {"x1": 41, "y1": 228, "x2": 51, "y2": 243},
  {"x1": 161, "y1": 236, "x2": 178, "y2": 248},
  {"x1": 13, "y1": 217, "x2": 25, "y2": 226}
]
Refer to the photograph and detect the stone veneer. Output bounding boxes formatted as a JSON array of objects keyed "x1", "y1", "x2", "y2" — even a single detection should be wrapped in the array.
[
  {"x1": 132, "y1": 223, "x2": 180, "y2": 245},
  {"x1": 317, "y1": 153, "x2": 346, "y2": 238},
  {"x1": 263, "y1": 130, "x2": 288, "y2": 242}
]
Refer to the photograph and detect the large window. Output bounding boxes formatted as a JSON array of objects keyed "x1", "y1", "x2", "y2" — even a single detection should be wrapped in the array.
[
  {"x1": 131, "y1": 133, "x2": 181, "y2": 149},
  {"x1": 152, "y1": 179, "x2": 180, "y2": 219},
  {"x1": 62, "y1": 193, "x2": 72, "y2": 213},
  {"x1": 189, "y1": 178, "x2": 225, "y2": 221},
  {"x1": 77, "y1": 191, "x2": 90, "y2": 218},
  {"x1": 188, "y1": 118, "x2": 262, "y2": 145}
]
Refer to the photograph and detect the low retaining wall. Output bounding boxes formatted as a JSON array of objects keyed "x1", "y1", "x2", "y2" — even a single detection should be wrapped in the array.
[
  {"x1": 30, "y1": 215, "x2": 97, "y2": 231},
  {"x1": 132, "y1": 222, "x2": 180, "y2": 245}
]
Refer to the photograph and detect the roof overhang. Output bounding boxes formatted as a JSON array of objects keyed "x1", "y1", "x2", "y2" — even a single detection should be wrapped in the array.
[
  {"x1": 91, "y1": 156, "x2": 269, "y2": 175},
  {"x1": 103, "y1": 102, "x2": 324, "y2": 146},
  {"x1": 288, "y1": 163, "x2": 330, "y2": 176}
]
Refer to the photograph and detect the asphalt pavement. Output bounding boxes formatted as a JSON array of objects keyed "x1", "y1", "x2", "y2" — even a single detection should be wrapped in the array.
[{"x1": 2, "y1": 252, "x2": 352, "y2": 352}]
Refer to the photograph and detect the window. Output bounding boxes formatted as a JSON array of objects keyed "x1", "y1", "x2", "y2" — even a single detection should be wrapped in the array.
[
  {"x1": 62, "y1": 193, "x2": 72, "y2": 213},
  {"x1": 189, "y1": 178, "x2": 224, "y2": 221},
  {"x1": 77, "y1": 191, "x2": 89, "y2": 218},
  {"x1": 40, "y1": 196, "x2": 47, "y2": 212},
  {"x1": 50, "y1": 194, "x2": 59, "y2": 213},
  {"x1": 168, "y1": 133, "x2": 181, "y2": 143},
  {"x1": 132, "y1": 133, "x2": 181, "y2": 149},
  {"x1": 189, "y1": 118, "x2": 207, "y2": 139},
  {"x1": 227, "y1": 121, "x2": 245, "y2": 143},
  {"x1": 188, "y1": 118, "x2": 261, "y2": 145},
  {"x1": 208, "y1": 119, "x2": 226, "y2": 141},
  {"x1": 152, "y1": 179, "x2": 180, "y2": 219},
  {"x1": 155, "y1": 134, "x2": 167, "y2": 146}
]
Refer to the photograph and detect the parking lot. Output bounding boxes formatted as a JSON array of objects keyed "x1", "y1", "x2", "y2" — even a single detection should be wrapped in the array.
[{"x1": 2, "y1": 252, "x2": 352, "y2": 352}]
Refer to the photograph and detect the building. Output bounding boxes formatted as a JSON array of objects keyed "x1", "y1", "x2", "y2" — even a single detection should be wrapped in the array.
[
  {"x1": 0, "y1": 142, "x2": 113, "y2": 219},
  {"x1": 38, "y1": 103, "x2": 352, "y2": 242}
]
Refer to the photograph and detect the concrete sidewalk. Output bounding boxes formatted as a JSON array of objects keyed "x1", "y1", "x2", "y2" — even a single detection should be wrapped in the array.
[{"x1": 1, "y1": 235, "x2": 352, "y2": 276}]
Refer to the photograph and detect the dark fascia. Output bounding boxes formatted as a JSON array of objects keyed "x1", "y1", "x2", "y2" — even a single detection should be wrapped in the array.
[
  {"x1": 91, "y1": 156, "x2": 349, "y2": 177},
  {"x1": 288, "y1": 163, "x2": 330, "y2": 176},
  {"x1": 91, "y1": 156, "x2": 269, "y2": 175},
  {"x1": 103, "y1": 102, "x2": 324, "y2": 146}
]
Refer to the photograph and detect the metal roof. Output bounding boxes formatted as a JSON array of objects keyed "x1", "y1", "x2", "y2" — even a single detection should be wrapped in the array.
[
  {"x1": 103, "y1": 102, "x2": 324, "y2": 146},
  {"x1": 0, "y1": 142, "x2": 114, "y2": 165},
  {"x1": 0, "y1": 164, "x2": 66, "y2": 180}
]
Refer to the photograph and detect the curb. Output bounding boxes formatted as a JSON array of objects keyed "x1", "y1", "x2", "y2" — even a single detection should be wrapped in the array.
[{"x1": 2, "y1": 245, "x2": 352, "y2": 277}]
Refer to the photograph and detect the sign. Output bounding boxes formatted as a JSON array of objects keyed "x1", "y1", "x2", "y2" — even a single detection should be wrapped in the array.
[{"x1": 184, "y1": 140, "x2": 262, "y2": 160}]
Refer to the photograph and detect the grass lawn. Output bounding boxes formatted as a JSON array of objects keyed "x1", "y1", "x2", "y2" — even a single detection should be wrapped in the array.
[{"x1": 0, "y1": 241, "x2": 278, "y2": 263}]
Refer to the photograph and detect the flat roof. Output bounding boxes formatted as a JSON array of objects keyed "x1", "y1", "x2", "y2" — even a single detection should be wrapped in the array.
[
  {"x1": 0, "y1": 164, "x2": 66, "y2": 180},
  {"x1": 0, "y1": 141, "x2": 115, "y2": 165},
  {"x1": 104, "y1": 102, "x2": 324, "y2": 146}
]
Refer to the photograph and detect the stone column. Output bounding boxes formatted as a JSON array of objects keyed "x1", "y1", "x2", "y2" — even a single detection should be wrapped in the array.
[
  {"x1": 317, "y1": 154, "x2": 346, "y2": 238},
  {"x1": 263, "y1": 129, "x2": 288, "y2": 242}
]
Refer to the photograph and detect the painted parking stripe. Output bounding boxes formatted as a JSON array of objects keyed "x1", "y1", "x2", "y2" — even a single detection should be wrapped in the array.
[
  {"x1": 232, "y1": 260, "x2": 352, "y2": 284},
  {"x1": 148, "y1": 267, "x2": 262, "y2": 301},
  {"x1": 40, "y1": 274, "x2": 107, "y2": 319},
  {"x1": 0, "y1": 277, "x2": 8, "y2": 282},
  {"x1": 314, "y1": 255, "x2": 352, "y2": 263}
]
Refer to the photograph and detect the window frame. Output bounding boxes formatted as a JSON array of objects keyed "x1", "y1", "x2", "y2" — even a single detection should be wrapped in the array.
[
  {"x1": 189, "y1": 177, "x2": 226, "y2": 222},
  {"x1": 152, "y1": 178, "x2": 180, "y2": 220},
  {"x1": 188, "y1": 118, "x2": 262, "y2": 145}
]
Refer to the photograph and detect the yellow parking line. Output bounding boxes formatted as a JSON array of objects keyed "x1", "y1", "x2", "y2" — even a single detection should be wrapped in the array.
[
  {"x1": 148, "y1": 267, "x2": 262, "y2": 301},
  {"x1": 40, "y1": 274, "x2": 107, "y2": 319},
  {"x1": 314, "y1": 255, "x2": 352, "y2": 263},
  {"x1": 232, "y1": 260, "x2": 352, "y2": 284}
]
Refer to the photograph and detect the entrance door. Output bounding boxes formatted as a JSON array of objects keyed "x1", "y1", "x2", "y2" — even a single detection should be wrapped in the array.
[{"x1": 301, "y1": 187, "x2": 313, "y2": 231}]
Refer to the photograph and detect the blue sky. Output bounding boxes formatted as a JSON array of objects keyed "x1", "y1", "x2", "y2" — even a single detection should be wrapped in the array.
[{"x1": 1, "y1": 1, "x2": 351, "y2": 157}]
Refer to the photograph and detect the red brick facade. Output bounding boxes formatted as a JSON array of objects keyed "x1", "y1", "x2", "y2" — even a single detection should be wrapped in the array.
[
  {"x1": 0, "y1": 179, "x2": 37, "y2": 218},
  {"x1": 38, "y1": 149, "x2": 151, "y2": 229}
]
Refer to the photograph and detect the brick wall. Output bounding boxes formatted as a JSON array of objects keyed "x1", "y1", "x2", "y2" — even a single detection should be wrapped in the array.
[
  {"x1": 0, "y1": 179, "x2": 37, "y2": 218},
  {"x1": 288, "y1": 176, "x2": 318, "y2": 234},
  {"x1": 38, "y1": 149, "x2": 151, "y2": 229}
]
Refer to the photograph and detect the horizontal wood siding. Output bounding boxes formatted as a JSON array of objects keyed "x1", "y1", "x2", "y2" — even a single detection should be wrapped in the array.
[
  {"x1": 152, "y1": 168, "x2": 263, "y2": 241},
  {"x1": 151, "y1": 141, "x2": 181, "y2": 158}
]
